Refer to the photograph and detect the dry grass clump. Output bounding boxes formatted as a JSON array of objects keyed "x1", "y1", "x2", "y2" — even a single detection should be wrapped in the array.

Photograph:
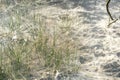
[{"x1": 0, "y1": 8, "x2": 76, "y2": 79}]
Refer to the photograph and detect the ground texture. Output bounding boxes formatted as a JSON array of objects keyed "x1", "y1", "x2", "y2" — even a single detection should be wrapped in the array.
[{"x1": 0, "y1": 0, "x2": 120, "y2": 80}]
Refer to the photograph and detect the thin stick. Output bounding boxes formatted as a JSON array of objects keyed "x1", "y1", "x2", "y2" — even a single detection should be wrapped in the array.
[{"x1": 106, "y1": 0, "x2": 114, "y2": 20}]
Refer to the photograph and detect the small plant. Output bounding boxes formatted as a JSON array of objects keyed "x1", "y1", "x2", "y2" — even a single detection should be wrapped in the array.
[
  {"x1": 33, "y1": 13, "x2": 75, "y2": 70},
  {"x1": 0, "y1": 1, "x2": 76, "y2": 79}
]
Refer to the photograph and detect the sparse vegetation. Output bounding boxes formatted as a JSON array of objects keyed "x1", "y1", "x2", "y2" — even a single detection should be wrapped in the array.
[
  {"x1": 0, "y1": 1, "x2": 76, "y2": 79},
  {"x1": 2, "y1": 0, "x2": 120, "y2": 80}
]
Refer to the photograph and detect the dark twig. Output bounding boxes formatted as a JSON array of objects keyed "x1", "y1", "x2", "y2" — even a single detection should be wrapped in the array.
[
  {"x1": 106, "y1": 0, "x2": 114, "y2": 20},
  {"x1": 106, "y1": 0, "x2": 119, "y2": 27}
]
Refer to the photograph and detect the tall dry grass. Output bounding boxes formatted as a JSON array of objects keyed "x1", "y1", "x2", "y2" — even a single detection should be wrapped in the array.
[{"x1": 0, "y1": 3, "x2": 76, "y2": 79}]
